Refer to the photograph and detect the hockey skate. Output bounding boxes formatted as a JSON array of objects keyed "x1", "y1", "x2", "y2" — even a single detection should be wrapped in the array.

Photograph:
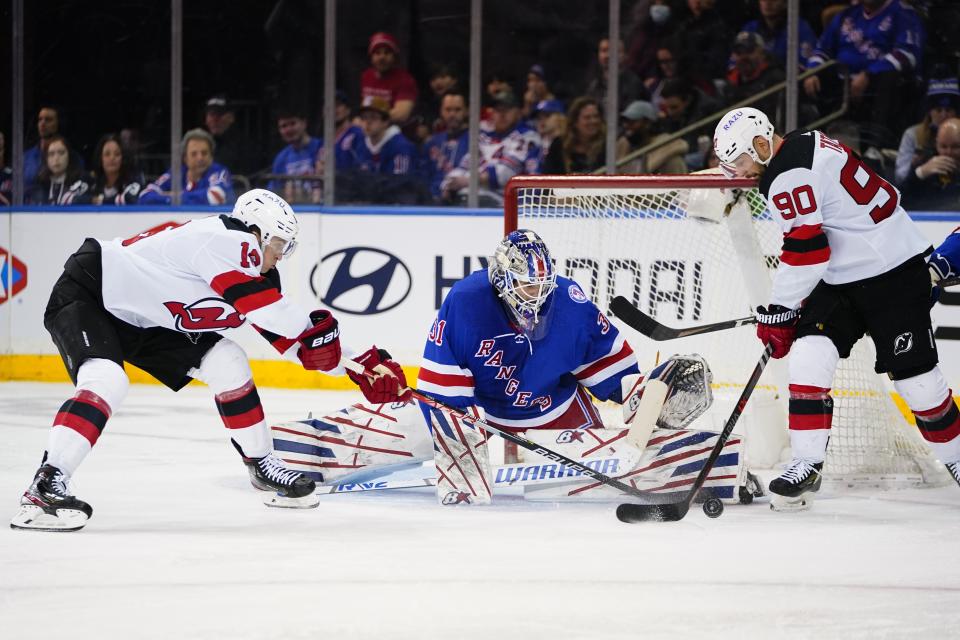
[
  {"x1": 769, "y1": 459, "x2": 823, "y2": 512},
  {"x1": 946, "y1": 461, "x2": 960, "y2": 489},
  {"x1": 10, "y1": 464, "x2": 93, "y2": 532},
  {"x1": 233, "y1": 441, "x2": 319, "y2": 508}
]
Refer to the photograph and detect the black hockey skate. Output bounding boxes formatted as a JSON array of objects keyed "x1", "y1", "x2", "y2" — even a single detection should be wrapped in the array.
[
  {"x1": 10, "y1": 464, "x2": 93, "y2": 532},
  {"x1": 769, "y1": 459, "x2": 823, "y2": 512},
  {"x1": 232, "y1": 440, "x2": 319, "y2": 509},
  {"x1": 946, "y1": 461, "x2": 960, "y2": 489}
]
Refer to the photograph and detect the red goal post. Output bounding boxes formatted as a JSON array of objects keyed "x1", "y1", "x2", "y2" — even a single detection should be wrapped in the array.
[{"x1": 501, "y1": 173, "x2": 947, "y2": 487}]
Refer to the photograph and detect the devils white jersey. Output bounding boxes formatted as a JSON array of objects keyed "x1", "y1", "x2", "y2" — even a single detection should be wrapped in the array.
[
  {"x1": 759, "y1": 130, "x2": 931, "y2": 309},
  {"x1": 98, "y1": 215, "x2": 310, "y2": 343}
]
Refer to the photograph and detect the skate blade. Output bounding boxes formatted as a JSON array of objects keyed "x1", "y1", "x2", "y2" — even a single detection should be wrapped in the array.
[
  {"x1": 770, "y1": 492, "x2": 815, "y2": 512},
  {"x1": 10, "y1": 504, "x2": 89, "y2": 531},
  {"x1": 261, "y1": 492, "x2": 320, "y2": 509}
]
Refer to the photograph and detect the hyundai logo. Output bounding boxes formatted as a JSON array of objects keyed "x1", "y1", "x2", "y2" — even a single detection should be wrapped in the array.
[{"x1": 310, "y1": 247, "x2": 412, "y2": 315}]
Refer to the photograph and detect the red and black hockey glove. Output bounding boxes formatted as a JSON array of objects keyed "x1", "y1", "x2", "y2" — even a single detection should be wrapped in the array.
[
  {"x1": 347, "y1": 346, "x2": 413, "y2": 404},
  {"x1": 755, "y1": 304, "x2": 798, "y2": 359},
  {"x1": 297, "y1": 310, "x2": 341, "y2": 371}
]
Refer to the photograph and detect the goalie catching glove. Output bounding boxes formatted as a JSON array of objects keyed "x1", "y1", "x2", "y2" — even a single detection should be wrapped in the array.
[
  {"x1": 755, "y1": 304, "x2": 798, "y2": 359},
  {"x1": 297, "y1": 310, "x2": 341, "y2": 371},
  {"x1": 347, "y1": 347, "x2": 413, "y2": 404}
]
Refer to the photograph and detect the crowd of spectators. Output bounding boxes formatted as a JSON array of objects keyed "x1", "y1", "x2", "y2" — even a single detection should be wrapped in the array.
[{"x1": 4, "y1": 0, "x2": 960, "y2": 211}]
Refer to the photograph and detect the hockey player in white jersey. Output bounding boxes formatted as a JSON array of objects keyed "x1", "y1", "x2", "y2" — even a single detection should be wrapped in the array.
[
  {"x1": 714, "y1": 107, "x2": 960, "y2": 509},
  {"x1": 10, "y1": 188, "x2": 409, "y2": 531}
]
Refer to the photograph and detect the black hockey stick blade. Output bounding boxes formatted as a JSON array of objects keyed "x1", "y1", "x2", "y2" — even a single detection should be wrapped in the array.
[
  {"x1": 616, "y1": 343, "x2": 774, "y2": 523},
  {"x1": 609, "y1": 296, "x2": 756, "y2": 340},
  {"x1": 616, "y1": 493, "x2": 690, "y2": 523}
]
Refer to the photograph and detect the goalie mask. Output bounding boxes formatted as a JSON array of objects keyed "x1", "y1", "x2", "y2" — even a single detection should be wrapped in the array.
[
  {"x1": 713, "y1": 107, "x2": 774, "y2": 178},
  {"x1": 488, "y1": 229, "x2": 558, "y2": 337},
  {"x1": 230, "y1": 188, "x2": 299, "y2": 258}
]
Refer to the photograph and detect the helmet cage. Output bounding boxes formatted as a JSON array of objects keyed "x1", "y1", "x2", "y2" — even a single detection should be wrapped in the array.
[{"x1": 489, "y1": 230, "x2": 557, "y2": 332}]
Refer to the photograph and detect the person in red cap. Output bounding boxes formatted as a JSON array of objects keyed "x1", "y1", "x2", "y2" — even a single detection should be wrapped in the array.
[{"x1": 360, "y1": 31, "x2": 418, "y2": 125}]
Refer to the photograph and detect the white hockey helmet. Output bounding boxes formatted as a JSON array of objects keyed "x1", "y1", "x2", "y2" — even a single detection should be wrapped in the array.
[
  {"x1": 230, "y1": 188, "x2": 299, "y2": 257},
  {"x1": 713, "y1": 107, "x2": 775, "y2": 175}
]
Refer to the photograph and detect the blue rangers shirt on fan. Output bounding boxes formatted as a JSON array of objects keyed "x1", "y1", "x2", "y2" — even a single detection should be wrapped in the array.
[
  {"x1": 807, "y1": 0, "x2": 924, "y2": 77},
  {"x1": 139, "y1": 163, "x2": 235, "y2": 206},
  {"x1": 418, "y1": 270, "x2": 639, "y2": 430},
  {"x1": 268, "y1": 137, "x2": 323, "y2": 192},
  {"x1": 340, "y1": 125, "x2": 416, "y2": 175}
]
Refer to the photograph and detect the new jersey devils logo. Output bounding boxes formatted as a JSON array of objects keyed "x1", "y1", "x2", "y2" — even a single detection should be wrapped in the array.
[
  {"x1": 893, "y1": 332, "x2": 914, "y2": 356},
  {"x1": 164, "y1": 298, "x2": 244, "y2": 332}
]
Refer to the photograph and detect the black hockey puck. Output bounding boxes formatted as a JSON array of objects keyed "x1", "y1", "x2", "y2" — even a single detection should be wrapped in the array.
[{"x1": 702, "y1": 497, "x2": 724, "y2": 518}]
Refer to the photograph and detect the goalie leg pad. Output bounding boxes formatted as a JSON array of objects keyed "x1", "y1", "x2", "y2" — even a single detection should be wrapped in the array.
[{"x1": 429, "y1": 407, "x2": 493, "y2": 506}]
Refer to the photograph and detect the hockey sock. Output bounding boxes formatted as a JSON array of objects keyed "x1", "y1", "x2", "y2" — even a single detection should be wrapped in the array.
[
  {"x1": 45, "y1": 359, "x2": 128, "y2": 476},
  {"x1": 895, "y1": 368, "x2": 960, "y2": 463},
  {"x1": 787, "y1": 384, "x2": 833, "y2": 462},
  {"x1": 46, "y1": 390, "x2": 113, "y2": 476},
  {"x1": 215, "y1": 380, "x2": 270, "y2": 458}
]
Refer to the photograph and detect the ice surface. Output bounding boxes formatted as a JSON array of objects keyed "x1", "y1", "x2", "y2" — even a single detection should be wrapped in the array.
[{"x1": 1, "y1": 382, "x2": 958, "y2": 640}]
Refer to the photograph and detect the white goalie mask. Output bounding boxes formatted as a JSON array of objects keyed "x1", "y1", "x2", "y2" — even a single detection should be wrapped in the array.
[
  {"x1": 713, "y1": 107, "x2": 775, "y2": 177},
  {"x1": 488, "y1": 229, "x2": 558, "y2": 336},
  {"x1": 230, "y1": 188, "x2": 299, "y2": 257}
]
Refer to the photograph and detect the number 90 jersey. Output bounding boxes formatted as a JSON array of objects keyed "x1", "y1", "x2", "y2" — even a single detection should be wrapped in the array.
[{"x1": 759, "y1": 130, "x2": 931, "y2": 309}]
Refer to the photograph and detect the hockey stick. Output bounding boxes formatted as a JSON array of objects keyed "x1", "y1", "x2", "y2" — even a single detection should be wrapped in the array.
[
  {"x1": 339, "y1": 357, "x2": 666, "y2": 504},
  {"x1": 610, "y1": 295, "x2": 755, "y2": 340},
  {"x1": 615, "y1": 342, "x2": 774, "y2": 523}
]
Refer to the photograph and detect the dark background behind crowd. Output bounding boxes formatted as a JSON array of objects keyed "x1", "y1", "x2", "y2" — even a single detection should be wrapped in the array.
[{"x1": 2, "y1": 0, "x2": 960, "y2": 209}]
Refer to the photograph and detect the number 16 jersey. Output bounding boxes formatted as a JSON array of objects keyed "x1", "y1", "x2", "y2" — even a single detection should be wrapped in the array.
[{"x1": 759, "y1": 130, "x2": 930, "y2": 309}]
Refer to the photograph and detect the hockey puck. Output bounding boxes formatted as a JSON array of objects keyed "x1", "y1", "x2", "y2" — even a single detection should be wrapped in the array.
[{"x1": 702, "y1": 498, "x2": 724, "y2": 518}]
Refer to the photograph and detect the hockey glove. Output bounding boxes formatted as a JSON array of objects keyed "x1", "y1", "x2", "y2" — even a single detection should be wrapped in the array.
[
  {"x1": 928, "y1": 251, "x2": 954, "y2": 307},
  {"x1": 347, "y1": 346, "x2": 413, "y2": 404},
  {"x1": 297, "y1": 310, "x2": 341, "y2": 371},
  {"x1": 755, "y1": 304, "x2": 798, "y2": 359}
]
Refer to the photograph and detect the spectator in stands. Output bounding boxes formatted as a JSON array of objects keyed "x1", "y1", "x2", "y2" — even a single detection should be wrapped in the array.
[
  {"x1": 422, "y1": 90, "x2": 470, "y2": 202},
  {"x1": 532, "y1": 99, "x2": 567, "y2": 171},
  {"x1": 726, "y1": 32, "x2": 785, "y2": 123},
  {"x1": 658, "y1": 77, "x2": 721, "y2": 170},
  {"x1": 203, "y1": 95, "x2": 261, "y2": 177},
  {"x1": 482, "y1": 71, "x2": 517, "y2": 125},
  {"x1": 0, "y1": 132, "x2": 12, "y2": 205},
  {"x1": 139, "y1": 128, "x2": 234, "y2": 205},
  {"x1": 318, "y1": 90, "x2": 365, "y2": 173},
  {"x1": 615, "y1": 100, "x2": 688, "y2": 174},
  {"x1": 268, "y1": 106, "x2": 323, "y2": 204},
  {"x1": 351, "y1": 95, "x2": 417, "y2": 175},
  {"x1": 441, "y1": 90, "x2": 540, "y2": 205},
  {"x1": 419, "y1": 64, "x2": 461, "y2": 137},
  {"x1": 626, "y1": 0, "x2": 682, "y2": 85},
  {"x1": 523, "y1": 65, "x2": 557, "y2": 119},
  {"x1": 361, "y1": 32, "x2": 418, "y2": 125},
  {"x1": 901, "y1": 118, "x2": 960, "y2": 211},
  {"x1": 542, "y1": 96, "x2": 605, "y2": 175},
  {"x1": 645, "y1": 40, "x2": 716, "y2": 113},
  {"x1": 24, "y1": 105, "x2": 83, "y2": 190},
  {"x1": 803, "y1": 0, "x2": 925, "y2": 149},
  {"x1": 89, "y1": 133, "x2": 145, "y2": 205},
  {"x1": 738, "y1": 0, "x2": 817, "y2": 69},
  {"x1": 896, "y1": 76, "x2": 960, "y2": 186},
  {"x1": 28, "y1": 135, "x2": 91, "y2": 205},
  {"x1": 678, "y1": 0, "x2": 733, "y2": 86},
  {"x1": 585, "y1": 36, "x2": 646, "y2": 113}
]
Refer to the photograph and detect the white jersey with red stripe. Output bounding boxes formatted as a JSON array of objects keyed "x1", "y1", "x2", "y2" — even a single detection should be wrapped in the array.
[
  {"x1": 98, "y1": 215, "x2": 310, "y2": 342},
  {"x1": 759, "y1": 130, "x2": 931, "y2": 309},
  {"x1": 417, "y1": 270, "x2": 639, "y2": 430}
]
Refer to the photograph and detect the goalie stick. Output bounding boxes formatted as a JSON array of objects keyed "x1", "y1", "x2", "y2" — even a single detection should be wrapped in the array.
[
  {"x1": 615, "y1": 343, "x2": 774, "y2": 523},
  {"x1": 340, "y1": 357, "x2": 668, "y2": 505}
]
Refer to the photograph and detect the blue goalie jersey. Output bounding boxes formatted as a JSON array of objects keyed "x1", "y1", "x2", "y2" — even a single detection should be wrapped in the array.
[{"x1": 417, "y1": 270, "x2": 639, "y2": 430}]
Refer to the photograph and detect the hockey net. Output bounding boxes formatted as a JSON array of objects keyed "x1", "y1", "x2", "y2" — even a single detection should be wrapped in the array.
[{"x1": 503, "y1": 173, "x2": 947, "y2": 488}]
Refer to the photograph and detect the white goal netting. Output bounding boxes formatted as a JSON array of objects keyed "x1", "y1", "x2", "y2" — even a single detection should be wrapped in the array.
[{"x1": 505, "y1": 174, "x2": 946, "y2": 488}]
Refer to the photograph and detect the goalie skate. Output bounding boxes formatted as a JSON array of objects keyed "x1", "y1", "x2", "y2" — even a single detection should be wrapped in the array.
[
  {"x1": 10, "y1": 464, "x2": 93, "y2": 532},
  {"x1": 769, "y1": 459, "x2": 822, "y2": 512}
]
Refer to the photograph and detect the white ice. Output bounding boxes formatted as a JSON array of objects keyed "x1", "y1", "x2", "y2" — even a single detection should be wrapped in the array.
[{"x1": 1, "y1": 381, "x2": 959, "y2": 640}]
